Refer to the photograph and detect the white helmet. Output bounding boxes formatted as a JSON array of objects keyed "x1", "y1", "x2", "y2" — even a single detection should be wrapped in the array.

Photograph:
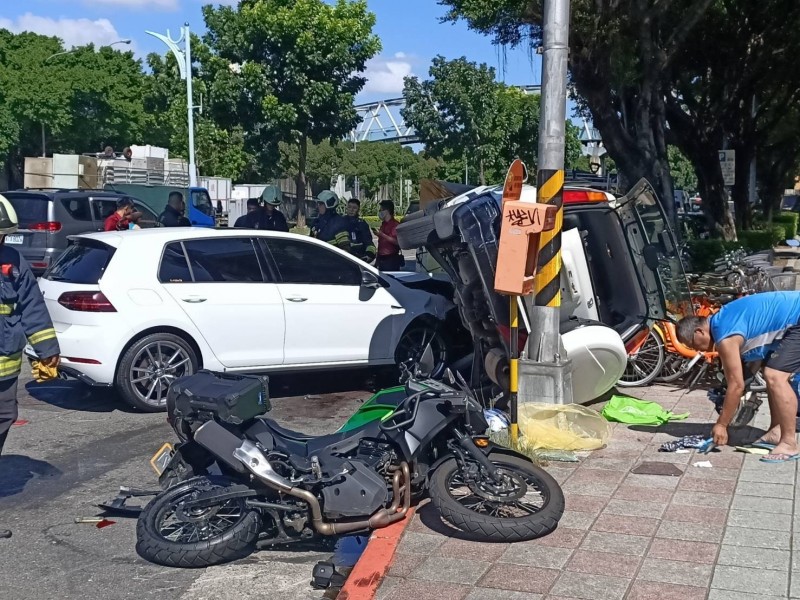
[
  {"x1": 317, "y1": 190, "x2": 339, "y2": 210},
  {"x1": 0, "y1": 194, "x2": 18, "y2": 235}
]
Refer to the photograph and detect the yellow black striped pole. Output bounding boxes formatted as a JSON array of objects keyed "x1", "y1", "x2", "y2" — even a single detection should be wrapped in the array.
[
  {"x1": 534, "y1": 169, "x2": 564, "y2": 307},
  {"x1": 509, "y1": 296, "x2": 519, "y2": 445}
]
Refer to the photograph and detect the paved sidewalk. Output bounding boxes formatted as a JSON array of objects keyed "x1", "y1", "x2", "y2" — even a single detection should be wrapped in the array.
[{"x1": 374, "y1": 384, "x2": 800, "y2": 600}]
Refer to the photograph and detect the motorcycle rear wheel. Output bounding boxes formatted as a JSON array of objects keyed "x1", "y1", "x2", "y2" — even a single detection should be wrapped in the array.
[
  {"x1": 136, "y1": 477, "x2": 260, "y2": 568},
  {"x1": 429, "y1": 455, "x2": 564, "y2": 542}
]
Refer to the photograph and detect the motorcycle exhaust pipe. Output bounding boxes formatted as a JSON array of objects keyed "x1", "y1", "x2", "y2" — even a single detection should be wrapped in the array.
[{"x1": 234, "y1": 441, "x2": 411, "y2": 536}]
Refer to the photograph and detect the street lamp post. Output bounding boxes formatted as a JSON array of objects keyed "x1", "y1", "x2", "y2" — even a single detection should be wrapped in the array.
[
  {"x1": 146, "y1": 24, "x2": 198, "y2": 187},
  {"x1": 41, "y1": 39, "x2": 132, "y2": 157}
]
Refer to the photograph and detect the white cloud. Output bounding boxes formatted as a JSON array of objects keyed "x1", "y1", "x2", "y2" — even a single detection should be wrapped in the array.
[
  {"x1": 0, "y1": 13, "x2": 127, "y2": 49},
  {"x1": 84, "y1": 0, "x2": 179, "y2": 9},
  {"x1": 363, "y1": 52, "x2": 414, "y2": 95}
]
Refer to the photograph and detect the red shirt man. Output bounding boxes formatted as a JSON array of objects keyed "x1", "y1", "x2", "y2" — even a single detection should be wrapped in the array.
[
  {"x1": 104, "y1": 198, "x2": 135, "y2": 231},
  {"x1": 373, "y1": 200, "x2": 403, "y2": 271}
]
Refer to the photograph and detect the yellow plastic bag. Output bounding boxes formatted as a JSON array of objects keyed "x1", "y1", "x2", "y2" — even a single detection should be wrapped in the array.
[{"x1": 518, "y1": 403, "x2": 610, "y2": 451}]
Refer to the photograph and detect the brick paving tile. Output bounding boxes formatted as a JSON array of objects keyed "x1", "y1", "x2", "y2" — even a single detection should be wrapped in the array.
[
  {"x1": 612, "y1": 485, "x2": 674, "y2": 503},
  {"x1": 389, "y1": 553, "x2": 427, "y2": 578},
  {"x1": 547, "y1": 467, "x2": 578, "y2": 484},
  {"x1": 670, "y1": 490, "x2": 733, "y2": 508},
  {"x1": 477, "y1": 564, "x2": 560, "y2": 594},
  {"x1": 580, "y1": 531, "x2": 651, "y2": 556},
  {"x1": 567, "y1": 468, "x2": 627, "y2": 485},
  {"x1": 682, "y1": 465, "x2": 741, "y2": 480},
  {"x1": 602, "y1": 499, "x2": 667, "y2": 518},
  {"x1": 549, "y1": 571, "x2": 630, "y2": 600},
  {"x1": 717, "y1": 545, "x2": 790, "y2": 571},
  {"x1": 738, "y1": 466, "x2": 796, "y2": 484},
  {"x1": 588, "y1": 449, "x2": 642, "y2": 460},
  {"x1": 591, "y1": 513, "x2": 659, "y2": 537},
  {"x1": 623, "y1": 473, "x2": 681, "y2": 489},
  {"x1": 582, "y1": 457, "x2": 640, "y2": 471},
  {"x1": 564, "y1": 494, "x2": 609, "y2": 515},
  {"x1": 655, "y1": 520, "x2": 725, "y2": 543},
  {"x1": 677, "y1": 475, "x2": 737, "y2": 494},
  {"x1": 711, "y1": 564, "x2": 789, "y2": 596},
  {"x1": 396, "y1": 532, "x2": 447, "y2": 554},
  {"x1": 531, "y1": 527, "x2": 586, "y2": 549},
  {"x1": 699, "y1": 451, "x2": 743, "y2": 468},
  {"x1": 731, "y1": 494, "x2": 793, "y2": 514},
  {"x1": 636, "y1": 557, "x2": 713, "y2": 588},
  {"x1": 722, "y1": 525, "x2": 791, "y2": 550},
  {"x1": 565, "y1": 549, "x2": 640, "y2": 578},
  {"x1": 464, "y1": 589, "x2": 542, "y2": 600},
  {"x1": 626, "y1": 580, "x2": 709, "y2": 600},
  {"x1": 436, "y1": 538, "x2": 509, "y2": 561},
  {"x1": 558, "y1": 511, "x2": 595, "y2": 530},
  {"x1": 382, "y1": 580, "x2": 472, "y2": 600},
  {"x1": 637, "y1": 449, "x2": 693, "y2": 464},
  {"x1": 562, "y1": 481, "x2": 619, "y2": 497},
  {"x1": 661, "y1": 504, "x2": 728, "y2": 525},
  {"x1": 410, "y1": 557, "x2": 491, "y2": 585},
  {"x1": 735, "y1": 480, "x2": 795, "y2": 499},
  {"x1": 726, "y1": 509, "x2": 793, "y2": 531},
  {"x1": 707, "y1": 591, "x2": 786, "y2": 600},
  {"x1": 646, "y1": 538, "x2": 719, "y2": 564},
  {"x1": 499, "y1": 545, "x2": 574, "y2": 569}
]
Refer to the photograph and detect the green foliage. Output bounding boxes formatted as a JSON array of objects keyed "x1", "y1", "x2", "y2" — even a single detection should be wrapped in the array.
[
  {"x1": 668, "y1": 146, "x2": 697, "y2": 193},
  {"x1": 402, "y1": 55, "x2": 581, "y2": 186},
  {"x1": 686, "y1": 239, "x2": 740, "y2": 272},
  {"x1": 203, "y1": 0, "x2": 381, "y2": 200},
  {"x1": 737, "y1": 225, "x2": 787, "y2": 251},
  {"x1": 773, "y1": 212, "x2": 799, "y2": 239}
]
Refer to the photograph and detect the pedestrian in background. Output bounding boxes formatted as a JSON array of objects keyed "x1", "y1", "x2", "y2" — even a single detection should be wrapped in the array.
[
  {"x1": 345, "y1": 198, "x2": 376, "y2": 263},
  {"x1": 373, "y1": 200, "x2": 403, "y2": 271},
  {"x1": 311, "y1": 191, "x2": 350, "y2": 251},
  {"x1": 158, "y1": 192, "x2": 191, "y2": 227},
  {"x1": 0, "y1": 195, "x2": 60, "y2": 454},
  {"x1": 104, "y1": 197, "x2": 135, "y2": 231},
  {"x1": 234, "y1": 198, "x2": 264, "y2": 229}
]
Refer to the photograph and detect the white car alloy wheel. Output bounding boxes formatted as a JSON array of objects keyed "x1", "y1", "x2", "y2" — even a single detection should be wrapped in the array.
[{"x1": 117, "y1": 333, "x2": 197, "y2": 412}]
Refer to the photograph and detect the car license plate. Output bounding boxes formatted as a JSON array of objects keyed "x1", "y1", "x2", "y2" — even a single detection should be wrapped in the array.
[
  {"x1": 149, "y1": 442, "x2": 174, "y2": 476},
  {"x1": 4, "y1": 234, "x2": 23, "y2": 245}
]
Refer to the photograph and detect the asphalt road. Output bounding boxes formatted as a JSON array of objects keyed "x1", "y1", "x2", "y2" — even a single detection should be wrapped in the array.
[{"x1": 0, "y1": 368, "x2": 381, "y2": 600}]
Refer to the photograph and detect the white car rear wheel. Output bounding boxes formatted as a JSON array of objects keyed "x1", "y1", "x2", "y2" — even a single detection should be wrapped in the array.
[{"x1": 117, "y1": 333, "x2": 198, "y2": 412}]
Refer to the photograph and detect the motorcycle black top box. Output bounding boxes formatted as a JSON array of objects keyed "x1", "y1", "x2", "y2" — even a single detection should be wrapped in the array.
[{"x1": 135, "y1": 354, "x2": 565, "y2": 568}]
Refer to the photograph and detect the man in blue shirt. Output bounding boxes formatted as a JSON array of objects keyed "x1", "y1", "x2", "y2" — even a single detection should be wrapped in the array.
[{"x1": 677, "y1": 291, "x2": 800, "y2": 462}]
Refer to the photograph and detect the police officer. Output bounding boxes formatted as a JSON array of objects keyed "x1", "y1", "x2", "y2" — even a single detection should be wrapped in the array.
[
  {"x1": 0, "y1": 195, "x2": 60, "y2": 454},
  {"x1": 310, "y1": 191, "x2": 350, "y2": 251},
  {"x1": 344, "y1": 198, "x2": 376, "y2": 263},
  {"x1": 260, "y1": 185, "x2": 289, "y2": 232}
]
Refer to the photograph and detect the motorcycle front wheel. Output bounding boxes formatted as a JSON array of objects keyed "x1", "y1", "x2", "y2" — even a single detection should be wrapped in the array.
[
  {"x1": 136, "y1": 477, "x2": 260, "y2": 568},
  {"x1": 429, "y1": 455, "x2": 564, "y2": 542}
]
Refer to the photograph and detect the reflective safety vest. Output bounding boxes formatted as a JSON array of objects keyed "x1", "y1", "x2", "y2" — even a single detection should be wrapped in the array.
[
  {"x1": 345, "y1": 216, "x2": 376, "y2": 262},
  {"x1": 0, "y1": 245, "x2": 59, "y2": 380}
]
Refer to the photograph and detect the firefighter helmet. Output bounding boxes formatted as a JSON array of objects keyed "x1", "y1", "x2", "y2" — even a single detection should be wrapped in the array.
[
  {"x1": 0, "y1": 194, "x2": 18, "y2": 235},
  {"x1": 317, "y1": 190, "x2": 339, "y2": 210},
  {"x1": 261, "y1": 185, "x2": 282, "y2": 206}
]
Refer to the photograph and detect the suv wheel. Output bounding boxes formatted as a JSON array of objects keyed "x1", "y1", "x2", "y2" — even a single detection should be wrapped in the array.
[{"x1": 116, "y1": 333, "x2": 198, "y2": 412}]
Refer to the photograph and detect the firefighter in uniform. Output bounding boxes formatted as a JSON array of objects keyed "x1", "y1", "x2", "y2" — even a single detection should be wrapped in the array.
[
  {"x1": 310, "y1": 191, "x2": 350, "y2": 251},
  {"x1": 0, "y1": 194, "x2": 60, "y2": 454},
  {"x1": 344, "y1": 198, "x2": 376, "y2": 263},
  {"x1": 261, "y1": 185, "x2": 290, "y2": 232}
]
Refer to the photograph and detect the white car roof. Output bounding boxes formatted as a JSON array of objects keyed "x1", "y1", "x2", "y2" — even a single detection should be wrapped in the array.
[{"x1": 70, "y1": 228, "x2": 306, "y2": 248}]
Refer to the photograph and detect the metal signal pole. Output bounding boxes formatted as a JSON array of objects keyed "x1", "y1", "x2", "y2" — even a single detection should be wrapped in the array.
[{"x1": 521, "y1": 0, "x2": 574, "y2": 405}]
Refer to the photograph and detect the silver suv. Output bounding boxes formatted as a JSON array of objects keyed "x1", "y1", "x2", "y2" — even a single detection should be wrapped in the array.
[{"x1": 3, "y1": 189, "x2": 160, "y2": 275}]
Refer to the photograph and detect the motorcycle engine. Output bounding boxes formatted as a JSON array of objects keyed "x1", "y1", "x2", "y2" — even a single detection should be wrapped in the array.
[{"x1": 320, "y1": 457, "x2": 389, "y2": 519}]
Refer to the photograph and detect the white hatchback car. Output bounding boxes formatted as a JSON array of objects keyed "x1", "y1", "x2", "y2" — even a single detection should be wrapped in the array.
[{"x1": 32, "y1": 229, "x2": 462, "y2": 411}]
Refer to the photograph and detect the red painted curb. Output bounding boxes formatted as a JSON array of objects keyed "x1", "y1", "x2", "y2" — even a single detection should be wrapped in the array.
[{"x1": 337, "y1": 507, "x2": 416, "y2": 600}]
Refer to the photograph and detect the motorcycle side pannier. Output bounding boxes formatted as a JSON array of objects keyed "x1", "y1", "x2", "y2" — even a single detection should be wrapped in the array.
[{"x1": 168, "y1": 370, "x2": 270, "y2": 425}]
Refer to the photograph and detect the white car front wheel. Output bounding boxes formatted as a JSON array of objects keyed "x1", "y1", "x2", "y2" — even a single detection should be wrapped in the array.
[{"x1": 116, "y1": 333, "x2": 198, "y2": 412}]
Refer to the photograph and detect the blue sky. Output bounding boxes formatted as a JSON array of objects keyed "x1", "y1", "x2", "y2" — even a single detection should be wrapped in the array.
[{"x1": 0, "y1": 0, "x2": 542, "y2": 103}]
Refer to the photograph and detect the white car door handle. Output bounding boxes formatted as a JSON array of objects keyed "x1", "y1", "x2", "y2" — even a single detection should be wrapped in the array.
[
  {"x1": 286, "y1": 296, "x2": 308, "y2": 303},
  {"x1": 181, "y1": 297, "x2": 207, "y2": 303}
]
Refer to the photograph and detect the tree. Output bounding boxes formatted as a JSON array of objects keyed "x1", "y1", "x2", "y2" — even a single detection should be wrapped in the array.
[
  {"x1": 203, "y1": 0, "x2": 381, "y2": 225},
  {"x1": 402, "y1": 56, "x2": 580, "y2": 185},
  {"x1": 668, "y1": 146, "x2": 697, "y2": 193},
  {"x1": 0, "y1": 30, "x2": 152, "y2": 187},
  {"x1": 441, "y1": 0, "x2": 715, "y2": 231}
]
